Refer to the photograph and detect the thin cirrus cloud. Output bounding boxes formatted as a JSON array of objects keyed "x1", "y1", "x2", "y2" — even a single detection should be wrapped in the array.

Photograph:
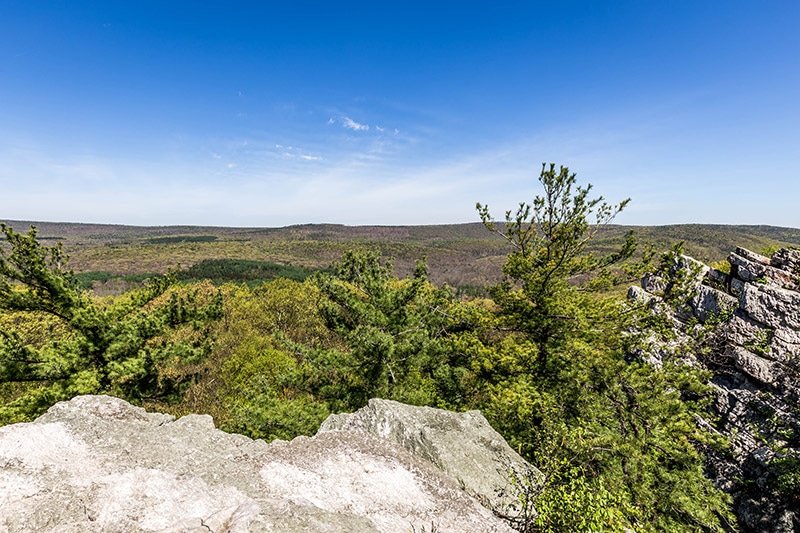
[
  {"x1": 329, "y1": 116, "x2": 370, "y2": 132},
  {"x1": 274, "y1": 144, "x2": 323, "y2": 161}
]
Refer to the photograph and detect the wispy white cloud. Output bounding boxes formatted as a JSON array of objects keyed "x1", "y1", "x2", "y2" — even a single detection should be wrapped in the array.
[
  {"x1": 341, "y1": 116, "x2": 369, "y2": 131},
  {"x1": 273, "y1": 144, "x2": 323, "y2": 162},
  {"x1": 4, "y1": 99, "x2": 799, "y2": 229}
]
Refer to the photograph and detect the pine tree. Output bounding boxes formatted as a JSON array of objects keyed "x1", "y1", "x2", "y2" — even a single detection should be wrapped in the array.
[
  {"x1": 0, "y1": 223, "x2": 222, "y2": 423},
  {"x1": 475, "y1": 164, "x2": 734, "y2": 531}
]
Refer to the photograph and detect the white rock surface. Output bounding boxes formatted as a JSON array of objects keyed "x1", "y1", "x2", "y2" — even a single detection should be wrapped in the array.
[
  {"x1": 319, "y1": 398, "x2": 539, "y2": 516},
  {"x1": 0, "y1": 395, "x2": 517, "y2": 533}
]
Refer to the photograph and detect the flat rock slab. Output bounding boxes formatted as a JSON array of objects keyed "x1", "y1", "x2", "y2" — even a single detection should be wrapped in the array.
[{"x1": 0, "y1": 395, "x2": 515, "y2": 533}]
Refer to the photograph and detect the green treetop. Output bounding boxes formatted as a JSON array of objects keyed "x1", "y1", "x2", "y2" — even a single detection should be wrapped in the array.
[
  {"x1": 312, "y1": 249, "x2": 462, "y2": 408},
  {"x1": 476, "y1": 162, "x2": 636, "y2": 373}
]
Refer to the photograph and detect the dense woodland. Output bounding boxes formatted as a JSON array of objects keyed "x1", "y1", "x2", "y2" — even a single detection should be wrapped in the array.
[{"x1": 6, "y1": 165, "x2": 797, "y2": 531}]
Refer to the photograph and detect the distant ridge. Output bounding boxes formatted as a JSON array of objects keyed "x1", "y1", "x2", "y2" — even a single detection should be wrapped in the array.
[{"x1": 3, "y1": 220, "x2": 799, "y2": 290}]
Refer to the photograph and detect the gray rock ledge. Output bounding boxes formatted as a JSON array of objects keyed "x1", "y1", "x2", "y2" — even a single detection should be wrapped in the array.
[{"x1": 0, "y1": 395, "x2": 518, "y2": 533}]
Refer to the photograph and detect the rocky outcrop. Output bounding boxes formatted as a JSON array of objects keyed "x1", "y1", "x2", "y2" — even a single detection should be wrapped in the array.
[
  {"x1": 633, "y1": 247, "x2": 800, "y2": 532},
  {"x1": 318, "y1": 398, "x2": 538, "y2": 516},
  {"x1": 0, "y1": 395, "x2": 525, "y2": 533}
]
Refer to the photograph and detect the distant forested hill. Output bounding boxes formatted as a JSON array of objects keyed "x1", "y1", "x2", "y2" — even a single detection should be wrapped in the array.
[{"x1": 4, "y1": 220, "x2": 799, "y2": 291}]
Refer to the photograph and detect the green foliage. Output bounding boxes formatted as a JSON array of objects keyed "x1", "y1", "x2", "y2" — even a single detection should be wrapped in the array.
[
  {"x1": 501, "y1": 461, "x2": 633, "y2": 533},
  {"x1": 0, "y1": 224, "x2": 223, "y2": 423},
  {"x1": 476, "y1": 163, "x2": 635, "y2": 373},
  {"x1": 312, "y1": 250, "x2": 468, "y2": 409},
  {"x1": 74, "y1": 271, "x2": 158, "y2": 291},
  {"x1": 769, "y1": 454, "x2": 800, "y2": 496},
  {"x1": 219, "y1": 338, "x2": 329, "y2": 440},
  {"x1": 473, "y1": 166, "x2": 734, "y2": 531},
  {"x1": 175, "y1": 258, "x2": 325, "y2": 285},
  {"x1": 477, "y1": 328, "x2": 732, "y2": 531},
  {"x1": 649, "y1": 242, "x2": 710, "y2": 320},
  {"x1": 708, "y1": 259, "x2": 731, "y2": 275},
  {"x1": 761, "y1": 244, "x2": 780, "y2": 258},
  {"x1": 745, "y1": 329, "x2": 773, "y2": 357},
  {"x1": 174, "y1": 279, "x2": 338, "y2": 440}
]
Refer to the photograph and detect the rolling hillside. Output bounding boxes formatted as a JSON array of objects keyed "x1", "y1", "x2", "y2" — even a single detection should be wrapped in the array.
[{"x1": 4, "y1": 220, "x2": 799, "y2": 292}]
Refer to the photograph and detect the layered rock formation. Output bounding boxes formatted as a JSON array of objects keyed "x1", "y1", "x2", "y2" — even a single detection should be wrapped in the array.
[
  {"x1": 0, "y1": 395, "x2": 532, "y2": 533},
  {"x1": 632, "y1": 247, "x2": 800, "y2": 532}
]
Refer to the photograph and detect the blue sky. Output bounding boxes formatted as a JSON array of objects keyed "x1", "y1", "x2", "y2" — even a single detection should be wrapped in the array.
[{"x1": 1, "y1": 1, "x2": 799, "y2": 227}]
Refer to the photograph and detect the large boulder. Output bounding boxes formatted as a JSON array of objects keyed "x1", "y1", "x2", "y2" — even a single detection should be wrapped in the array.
[
  {"x1": 0, "y1": 395, "x2": 519, "y2": 533},
  {"x1": 318, "y1": 398, "x2": 540, "y2": 516}
]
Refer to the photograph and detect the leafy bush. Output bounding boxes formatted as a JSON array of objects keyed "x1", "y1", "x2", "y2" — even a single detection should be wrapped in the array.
[
  {"x1": 312, "y1": 250, "x2": 469, "y2": 409},
  {"x1": 172, "y1": 279, "x2": 339, "y2": 438}
]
